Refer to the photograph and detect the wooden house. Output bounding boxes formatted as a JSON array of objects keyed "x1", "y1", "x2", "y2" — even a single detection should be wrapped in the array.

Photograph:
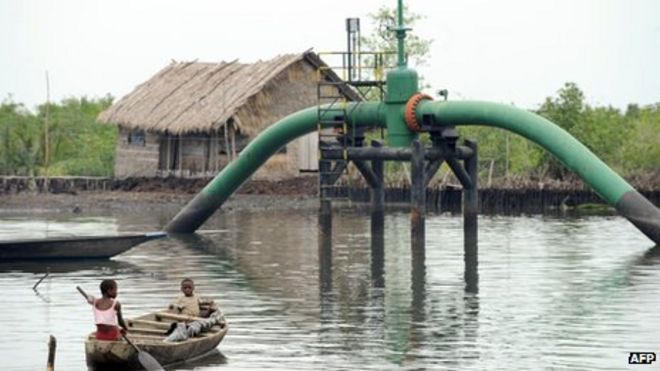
[{"x1": 98, "y1": 51, "x2": 359, "y2": 179}]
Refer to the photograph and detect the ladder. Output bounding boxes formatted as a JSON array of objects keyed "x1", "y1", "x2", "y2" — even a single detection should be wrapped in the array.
[
  {"x1": 317, "y1": 66, "x2": 352, "y2": 200},
  {"x1": 315, "y1": 51, "x2": 393, "y2": 201}
]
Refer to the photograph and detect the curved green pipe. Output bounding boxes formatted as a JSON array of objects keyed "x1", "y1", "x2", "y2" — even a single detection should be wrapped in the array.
[
  {"x1": 166, "y1": 98, "x2": 659, "y2": 244},
  {"x1": 418, "y1": 101, "x2": 630, "y2": 203},
  {"x1": 165, "y1": 102, "x2": 385, "y2": 233},
  {"x1": 417, "y1": 100, "x2": 660, "y2": 244}
]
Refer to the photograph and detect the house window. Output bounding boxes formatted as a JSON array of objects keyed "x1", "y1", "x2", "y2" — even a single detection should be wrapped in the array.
[{"x1": 128, "y1": 129, "x2": 146, "y2": 146}]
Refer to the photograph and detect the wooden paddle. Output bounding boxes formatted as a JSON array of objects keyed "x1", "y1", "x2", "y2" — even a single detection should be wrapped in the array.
[
  {"x1": 120, "y1": 332, "x2": 164, "y2": 371},
  {"x1": 76, "y1": 286, "x2": 164, "y2": 371}
]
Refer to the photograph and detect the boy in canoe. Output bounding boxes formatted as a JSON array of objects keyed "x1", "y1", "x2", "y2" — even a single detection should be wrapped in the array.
[
  {"x1": 82, "y1": 279, "x2": 129, "y2": 341},
  {"x1": 168, "y1": 278, "x2": 217, "y2": 317}
]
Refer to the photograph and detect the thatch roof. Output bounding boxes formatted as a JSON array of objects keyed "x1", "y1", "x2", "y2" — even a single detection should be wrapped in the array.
[{"x1": 98, "y1": 51, "x2": 359, "y2": 135}]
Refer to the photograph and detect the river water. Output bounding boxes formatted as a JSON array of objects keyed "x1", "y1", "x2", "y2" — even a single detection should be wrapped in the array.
[{"x1": 0, "y1": 202, "x2": 658, "y2": 370}]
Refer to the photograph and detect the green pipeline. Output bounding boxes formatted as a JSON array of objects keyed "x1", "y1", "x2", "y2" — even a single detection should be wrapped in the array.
[
  {"x1": 167, "y1": 99, "x2": 656, "y2": 240},
  {"x1": 165, "y1": 103, "x2": 385, "y2": 233},
  {"x1": 416, "y1": 100, "x2": 633, "y2": 204}
]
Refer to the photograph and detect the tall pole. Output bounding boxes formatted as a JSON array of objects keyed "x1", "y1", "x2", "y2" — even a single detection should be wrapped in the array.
[
  {"x1": 44, "y1": 71, "x2": 50, "y2": 192},
  {"x1": 385, "y1": 0, "x2": 418, "y2": 148},
  {"x1": 395, "y1": 0, "x2": 407, "y2": 68}
]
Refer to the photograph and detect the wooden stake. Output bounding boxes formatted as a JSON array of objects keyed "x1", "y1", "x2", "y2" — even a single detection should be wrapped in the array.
[
  {"x1": 46, "y1": 335, "x2": 56, "y2": 371},
  {"x1": 230, "y1": 123, "x2": 237, "y2": 160},
  {"x1": 178, "y1": 135, "x2": 183, "y2": 174},
  {"x1": 223, "y1": 124, "x2": 230, "y2": 162}
]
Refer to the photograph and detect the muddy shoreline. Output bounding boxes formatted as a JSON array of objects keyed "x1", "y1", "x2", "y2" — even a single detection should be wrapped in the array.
[
  {"x1": 0, "y1": 176, "x2": 321, "y2": 214},
  {"x1": 1, "y1": 176, "x2": 658, "y2": 215},
  {"x1": 0, "y1": 191, "x2": 319, "y2": 215}
]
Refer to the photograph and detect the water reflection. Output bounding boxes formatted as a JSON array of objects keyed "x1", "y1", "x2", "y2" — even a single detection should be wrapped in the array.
[
  {"x1": 319, "y1": 211, "x2": 333, "y2": 294},
  {"x1": 317, "y1": 210, "x2": 335, "y2": 357},
  {"x1": 640, "y1": 244, "x2": 660, "y2": 261},
  {"x1": 0, "y1": 258, "x2": 141, "y2": 275},
  {"x1": 0, "y1": 216, "x2": 120, "y2": 240},
  {"x1": 370, "y1": 210, "x2": 385, "y2": 288},
  {"x1": 407, "y1": 234, "x2": 427, "y2": 367},
  {"x1": 464, "y1": 236, "x2": 479, "y2": 294},
  {"x1": 624, "y1": 244, "x2": 660, "y2": 285},
  {"x1": 169, "y1": 349, "x2": 227, "y2": 370},
  {"x1": 170, "y1": 233, "x2": 231, "y2": 259},
  {"x1": 314, "y1": 208, "x2": 481, "y2": 368},
  {"x1": 0, "y1": 209, "x2": 658, "y2": 370}
]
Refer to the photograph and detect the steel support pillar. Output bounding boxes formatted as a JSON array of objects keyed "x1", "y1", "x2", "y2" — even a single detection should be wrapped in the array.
[
  {"x1": 410, "y1": 139, "x2": 426, "y2": 263},
  {"x1": 370, "y1": 141, "x2": 385, "y2": 288},
  {"x1": 463, "y1": 140, "x2": 479, "y2": 293}
]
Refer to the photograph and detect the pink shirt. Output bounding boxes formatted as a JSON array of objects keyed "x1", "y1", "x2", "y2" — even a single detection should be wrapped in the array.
[{"x1": 92, "y1": 299, "x2": 118, "y2": 326}]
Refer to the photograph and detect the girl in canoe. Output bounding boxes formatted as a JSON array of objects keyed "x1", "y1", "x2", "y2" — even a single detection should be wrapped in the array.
[{"x1": 82, "y1": 279, "x2": 129, "y2": 340}]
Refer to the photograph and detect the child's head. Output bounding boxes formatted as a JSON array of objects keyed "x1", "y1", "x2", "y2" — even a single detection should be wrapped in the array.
[
  {"x1": 100, "y1": 279, "x2": 118, "y2": 298},
  {"x1": 180, "y1": 278, "x2": 195, "y2": 297}
]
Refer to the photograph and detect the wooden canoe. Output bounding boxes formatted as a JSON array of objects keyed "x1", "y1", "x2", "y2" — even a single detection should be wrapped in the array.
[
  {"x1": 0, "y1": 231, "x2": 166, "y2": 260},
  {"x1": 85, "y1": 311, "x2": 228, "y2": 370}
]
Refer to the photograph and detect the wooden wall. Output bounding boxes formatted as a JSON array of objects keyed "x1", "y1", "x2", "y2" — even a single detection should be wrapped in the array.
[
  {"x1": 114, "y1": 127, "x2": 160, "y2": 177},
  {"x1": 156, "y1": 132, "x2": 231, "y2": 177},
  {"x1": 236, "y1": 60, "x2": 326, "y2": 180}
]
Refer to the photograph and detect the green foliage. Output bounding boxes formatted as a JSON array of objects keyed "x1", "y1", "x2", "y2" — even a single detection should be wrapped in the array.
[
  {"x1": 359, "y1": 4, "x2": 433, "y2": 100},
  {"x1": 537, "y1": 82, "x2": 585, "y2": 133},
  {"x1": 0, "y1": 99, "x2": 42, "y2": 175},
  {"x1": 0, "y1": 95, "x2": 116, "y2": 177},
  {"x1": 577, "y1": 105, "x2": 627, "y2": 169},
  {"x1": 360, "y1": 5, "x2": 433, "y2": 68},
  {"x1": 458, "y1": 126, "x2": 546, "y2": 181},
  {"x1": 535, "y1": 83, "x2": 659, "y2": 178},
  {"x1": 535, "y1": 82, "x2": 587, "y2": 178},
  {"x1": 620, "y1": 104, "x2": 660, "y2": 173}
]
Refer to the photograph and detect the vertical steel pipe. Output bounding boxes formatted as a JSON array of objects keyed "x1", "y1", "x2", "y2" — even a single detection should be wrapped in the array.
[
  {"x1": 463, "y1": 140, "x2": 479, "y2": 292},
  {"x1": 410, "y1": 139, "x2": 426, "y2": 259}
]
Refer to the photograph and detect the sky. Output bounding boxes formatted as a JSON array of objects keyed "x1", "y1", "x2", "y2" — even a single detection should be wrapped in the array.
[{"x1": 1, "y1": 0, "x2": 658, "y2": 111}]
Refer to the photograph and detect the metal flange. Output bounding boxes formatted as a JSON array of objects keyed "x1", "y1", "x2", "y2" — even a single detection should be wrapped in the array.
[{"x1": 404, "y1": 93, "x2": 433, "y2": 132}]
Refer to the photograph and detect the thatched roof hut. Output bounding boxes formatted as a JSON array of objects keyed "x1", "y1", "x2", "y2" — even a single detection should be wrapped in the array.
[
  {"x1": 99, "y1": 51, "x2": 359, "y2": 179},
  {"x1": 99, "y1": 51, "x2": 358, "y2": 136}
]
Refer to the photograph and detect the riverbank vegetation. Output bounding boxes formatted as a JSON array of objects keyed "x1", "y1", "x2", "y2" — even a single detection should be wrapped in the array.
[
  {"x1": 0, "y1": 84, "x2": 658, "y2": 190},
  {"x1": 0, "y1": 96, "x2": 115, "y2": 177}
]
